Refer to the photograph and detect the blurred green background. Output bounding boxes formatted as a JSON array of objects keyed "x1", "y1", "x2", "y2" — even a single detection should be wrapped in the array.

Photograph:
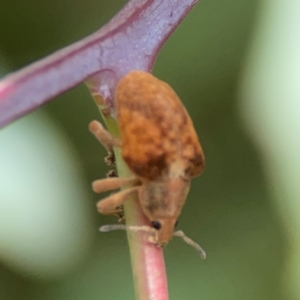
[{"x1": 1, "y1": 0, "x2": 299, "y2": 299}]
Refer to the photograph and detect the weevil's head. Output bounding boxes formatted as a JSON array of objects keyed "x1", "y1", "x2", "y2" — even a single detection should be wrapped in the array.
[
  {"x1": 139, "y1": 177, "x2": 191, "y2": 246},
  {"x1": 148, "y1": 218, "x2": 178, "y2": 246}
]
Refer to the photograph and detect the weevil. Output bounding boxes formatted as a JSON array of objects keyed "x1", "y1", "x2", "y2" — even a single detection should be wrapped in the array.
[{"x1": 89, "y1": 71, "x2": 206, "y2": 258}]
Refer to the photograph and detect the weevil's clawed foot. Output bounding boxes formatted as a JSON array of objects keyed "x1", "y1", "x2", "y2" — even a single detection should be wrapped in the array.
[
  {"x1": 113, "y1": 205, "x2": 125, "y2": 223},
  {"x1": 104, "y1": 150, "x2": 116, "y2": 167},
  {"x1": 118, "y1": 215, "x2": 125, "y2": 223},
  {"x1": 107, "y1": 170, "x2": 118, "y2": 178}
]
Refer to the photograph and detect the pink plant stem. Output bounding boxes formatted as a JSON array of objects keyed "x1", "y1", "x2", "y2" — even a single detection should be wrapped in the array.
[
  {"x1": 0, "y1": 0, "x2": 197, "y2": 128},
  {"x1": 125, "y1": 196, "x2": 169, "y2": 300}
]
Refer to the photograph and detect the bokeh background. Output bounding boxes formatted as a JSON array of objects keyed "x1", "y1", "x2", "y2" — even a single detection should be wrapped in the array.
[{"x1": 1, "y1": 0, "x2": 299, "y2": 299}]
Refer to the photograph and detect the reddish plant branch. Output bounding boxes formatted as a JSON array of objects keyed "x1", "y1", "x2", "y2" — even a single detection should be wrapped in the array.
[{"x1": 0, "y1": 0, "x2": 197, "y2": 128}]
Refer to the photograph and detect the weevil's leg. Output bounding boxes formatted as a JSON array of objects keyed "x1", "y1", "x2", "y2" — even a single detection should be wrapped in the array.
[
  {"x1": 92, "y1": 177, "x2": 140, "y2": 193},
  {"x1": 89, "y1": 120, "x2": 121, "y2": 166},
  {"x1": 97, "y1": 186, "x2": 140, "y2": 215},
  {"x1": 89, "y1": 120, "x2": 121, "y2": 148},
  {"x1": 93, "y1": 177, "x2": 140, "y2": 221}
]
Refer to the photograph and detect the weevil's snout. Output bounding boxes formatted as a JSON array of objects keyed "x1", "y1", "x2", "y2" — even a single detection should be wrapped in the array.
[{"x1": 150, "y1": 218, "x2": 177, "y2": 246}]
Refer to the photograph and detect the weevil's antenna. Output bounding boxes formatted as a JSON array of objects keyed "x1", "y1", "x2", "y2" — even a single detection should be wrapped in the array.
[
  {"x1": 100, "y1": 224, "x2": 158, "y2": 242},
  {"x1": 100, "y1": 225, "x2": 206, "y2": 258},
  {"x1": 100, "y1": 224, "x2": 127, "y2": 232},
  {"x1": 100, "y1": 224, "x2": 154, "y2": 233},
  {"x1": 173, "y1": 230, "x2": 206, "y2": 259}
]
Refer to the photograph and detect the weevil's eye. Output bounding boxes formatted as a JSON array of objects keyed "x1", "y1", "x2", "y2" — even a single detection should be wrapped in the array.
[
  {"x1": 151, "y1": 221, "x2": 162, "y2": 230},
  {"x1": 175, "y1": 220, "x2": 179, "y2": 228}
]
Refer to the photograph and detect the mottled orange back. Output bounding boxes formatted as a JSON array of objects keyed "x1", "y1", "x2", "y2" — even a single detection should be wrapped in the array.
[{"x1": 115, "y1": 71, "x2": 205, "y2": 181}]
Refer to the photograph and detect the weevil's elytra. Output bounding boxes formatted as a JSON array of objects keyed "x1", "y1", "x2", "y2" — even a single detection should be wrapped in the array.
[
  {"x1": 116, "y1": 71, "x2": 205, "y2": 180},
  {"x1": 90, "y1": 70, "x2": 206, "y2": 256}
]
